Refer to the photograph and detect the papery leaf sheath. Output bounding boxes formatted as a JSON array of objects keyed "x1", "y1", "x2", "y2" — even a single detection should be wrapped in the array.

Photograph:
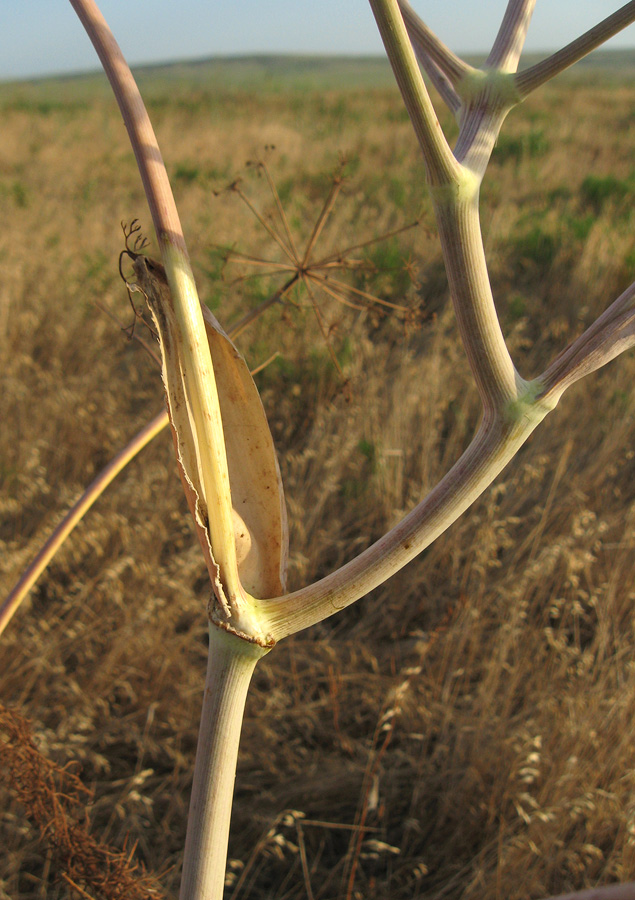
[
  {"x1": 133, "y1": 255, "x2": 288, "y2": 602},
  {"x1": 202, "y1": 304, "x2": 288, "y2": 599}
]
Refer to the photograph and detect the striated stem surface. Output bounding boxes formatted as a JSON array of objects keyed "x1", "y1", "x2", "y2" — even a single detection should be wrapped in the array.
[
  {"x1": 486, "y1": 0, "x2": 536, "y2": 72},
  {"x1": 397, "y1": 0, "x2": 472, "y2": 111},
  {"x1": 433, "y1": 194, "x2": 518, "y2": 410},
  {"x1": 369, "y1": 0, "x2": 461, "y2": 187},
  {"x1": 516, "y1": 0, "x2": 635, "y2": 96},
  {"x1": 180, "y1": 627, "x2": 268, "y2": 900}
]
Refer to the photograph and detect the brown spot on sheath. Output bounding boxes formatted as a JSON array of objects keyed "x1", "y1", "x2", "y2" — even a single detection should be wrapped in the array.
[{"x1": 403, "y1": 542, "x2": 411, "y2": 551}]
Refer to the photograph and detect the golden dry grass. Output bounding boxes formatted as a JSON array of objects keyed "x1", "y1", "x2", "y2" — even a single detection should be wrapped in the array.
[{"x1": 1, "y1": 63, "x2": 635, "y2": 899}]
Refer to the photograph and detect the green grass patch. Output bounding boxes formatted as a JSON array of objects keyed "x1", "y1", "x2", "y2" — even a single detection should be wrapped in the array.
[
  {"x1": 565, "y1": 213, "x2": 595, "y2": 242},
  {"x1": 511, "y1": 225, "x2": 560, "y2": 269},
  {"x1": 580, "y1": 173, "x2": 634, "y2": 211},
  {"x1": 493, "y1": 129, "x2": 550, "y2": 164}
]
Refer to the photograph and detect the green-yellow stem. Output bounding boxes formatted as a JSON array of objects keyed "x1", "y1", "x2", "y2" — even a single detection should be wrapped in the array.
[
  {"x1": 180, "y1": 626, "x2": 268, "y2": 900},
  {"x1": 161, "y1": 244, "x2": 241, "y2": 603}
]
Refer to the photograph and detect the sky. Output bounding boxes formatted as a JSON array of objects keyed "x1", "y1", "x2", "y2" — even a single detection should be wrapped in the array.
[{"x1": 0, "y1": 1, "x2": 633, "y2": 82}]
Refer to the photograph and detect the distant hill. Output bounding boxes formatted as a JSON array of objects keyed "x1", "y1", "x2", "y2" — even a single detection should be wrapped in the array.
[
  {"x1": 1, "y1": 50, "x2": 633, "y2": 103},
  {"x1": 108, "y1": 49, "x2": 635, "y2": 89}
]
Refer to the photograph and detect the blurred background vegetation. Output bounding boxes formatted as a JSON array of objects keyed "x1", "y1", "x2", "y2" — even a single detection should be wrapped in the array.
[{"x1": 1, "y1": 53, "x2": 635, "y2": 900}]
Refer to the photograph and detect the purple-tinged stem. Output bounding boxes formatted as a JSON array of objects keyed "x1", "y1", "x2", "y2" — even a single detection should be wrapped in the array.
[
  {"x1": 69, "y1": 0, "x2": 187, "y2": 255},
  {"x1": 516, "y1": 1, "x2": 635, "y2": 97}
]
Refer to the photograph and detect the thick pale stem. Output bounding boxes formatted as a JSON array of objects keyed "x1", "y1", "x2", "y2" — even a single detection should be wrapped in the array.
[
  {"x1": 368, "y1": 0, "x2": 462, "y2": 187},
  {"x1": 516, "y1": 0, "x2": 635, "y2": 97},
  {"x1": 254, "y1": 227, "x2": 635, "y2": 643},
  {"x1": 180, "y1": 627, "x2": 268, "y2": 900},
  {"x1": 161, "y1": 246, "x2": 241, "y2": 601},
  {"x1": 397, "y1": 0, "x2": 470, "y2": 84},
  {"x1": 416, "y1": 54, "x2": 462, "y2": 115},
  {"x1": 369, "y1": 0, "x2": 517, "y2": 407},
  {"x1": 433, "y1": 192, "x2": 518, "y2": 410},
  {"x1": 486, "y1": 0, "x2": 536, "y2": 72},
  {"x1": 453, "y1": 93, "x2": 516, "y2": 180}
]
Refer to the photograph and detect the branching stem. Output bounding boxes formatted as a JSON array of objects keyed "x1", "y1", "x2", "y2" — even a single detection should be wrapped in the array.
[
  {"x1": 517, "y1": 0, "x2": 635, "y2": 96},
  {"x1": 59, "y1": 4, "x2": 635, "y2": 900},
  {"x1": 255, "y1": 389, "x2": 554, "y2": 641}
]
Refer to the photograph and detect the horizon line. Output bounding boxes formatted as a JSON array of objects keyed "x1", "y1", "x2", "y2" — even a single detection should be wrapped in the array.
[{"x1": 1, "y1": 46, "x2": 634, "y2": 88}]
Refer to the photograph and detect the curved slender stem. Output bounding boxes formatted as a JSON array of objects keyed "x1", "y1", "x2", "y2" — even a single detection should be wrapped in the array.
[
  {"x1": 397, "y1": 0, "x2": 471, "y2": 85},
  {"x1": 397, "y1": 0, "x2": 470, "y2": 111},
  {"x1": 0, "y1": 411, "x2": 168, "y2": 638},
  {"x1": 71, "y1": 0, "x2": 240, "y2": 602},
  {"x1": 539, "y1": 280, "x2": 635, "y2": 402},
  {"x1": 415, "y1": 55, "x2": 461, "y2": 114},
  {"x1": 65, "y1": 10, "x2": 183, "y2": 246},
  {"x1": 68, "y1": 0, "x2": 185, "y2": 255}
]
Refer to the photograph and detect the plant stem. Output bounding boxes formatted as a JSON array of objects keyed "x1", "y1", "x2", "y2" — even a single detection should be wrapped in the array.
[
  {"x1": 368, "y1": 0, "x2": 461, "y2": 188},
  {"x1": 398, "y1": 0, "x2": 471, "y2": 85},
  {"x1": 180, "y1": 626, "x2": 268, "y2": 900},
  {"x1": 397, "y1": 0, "x2": 470, "y2": 111},
  {"x1": 433, "y1": 194, "x2": 518, "y2": 411},
  {"x1": 516, "y1": 0, "x2": 635, "y2": 97},
  {"x1": 68, "y1": 0, "x2": 184, "y2": 255},
  {"x1": 255, "y1": 397, "x2": 552, "y2": 640},
  {"x1": 70, "y1": 0, "x2": 241, "y2": 604},
  {"x1": 540, "y1": 280, "x2": 635, "y2": 400},
  {"x1": 0, "y1": 410, "x2": 168, "y2": 638},
  {"x1": 486, "y1": 0, "x2": 536, "y2": 72}
]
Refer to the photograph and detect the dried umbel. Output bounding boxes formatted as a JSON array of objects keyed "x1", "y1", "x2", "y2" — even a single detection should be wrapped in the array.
[{"x1": 0, "y1": 703, "x2": 162, "y2": 900}]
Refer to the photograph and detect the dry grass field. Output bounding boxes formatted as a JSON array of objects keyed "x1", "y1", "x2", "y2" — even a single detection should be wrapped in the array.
[{"x1": 1, "y1": 56, "x2": 635, "y2": 899}]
